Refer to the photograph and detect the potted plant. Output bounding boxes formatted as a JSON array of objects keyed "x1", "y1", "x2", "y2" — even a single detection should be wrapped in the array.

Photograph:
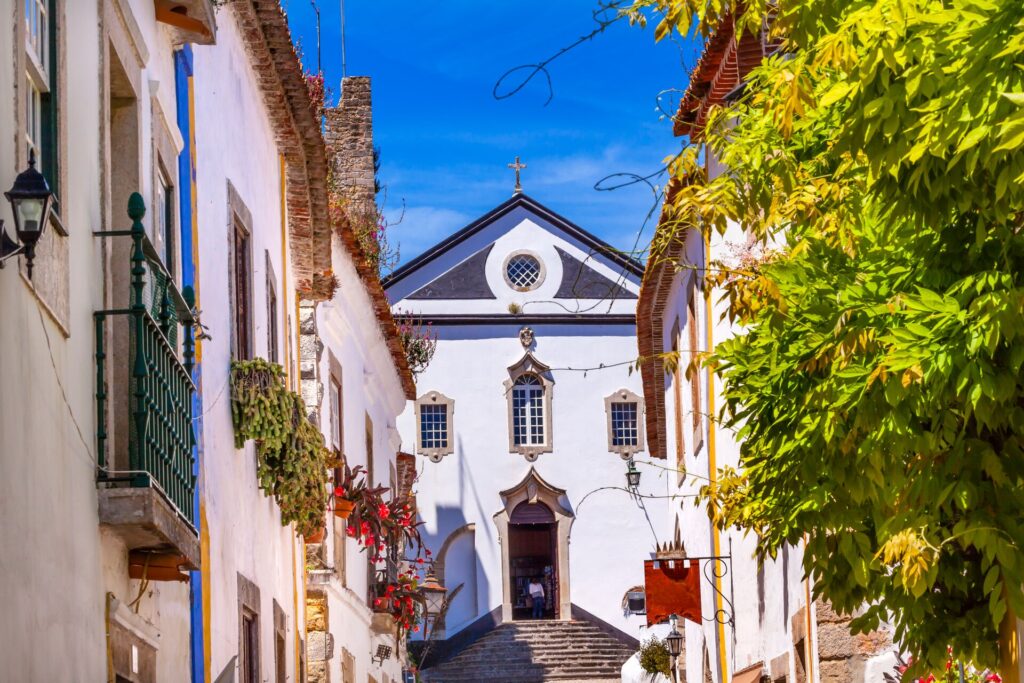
[
  {"x1": 333, "y1": 460, "x2": 372, "y2": 520},
  {"x1": 304, "y1": 524, "x2": 326, "y2": 544}
]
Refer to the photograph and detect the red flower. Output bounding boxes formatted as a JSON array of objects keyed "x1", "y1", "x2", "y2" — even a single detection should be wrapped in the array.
[
  {"x1": 378, "y1": 504, "x2": 391, "y2": 519},
  {"x1": 417, "y1": 558, "x2": 425, "y2": 564},
  {"x1": 334, "y1": 486, "x2": 345, "y2": 497},
  {"x1": 987, "y1": 675, "x2": 1002, "y2": 682}
]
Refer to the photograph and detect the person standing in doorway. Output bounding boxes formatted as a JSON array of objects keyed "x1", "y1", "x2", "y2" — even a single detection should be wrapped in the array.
[{"x1": 529, "y1": 578, "x2": 545, "y2": 619}]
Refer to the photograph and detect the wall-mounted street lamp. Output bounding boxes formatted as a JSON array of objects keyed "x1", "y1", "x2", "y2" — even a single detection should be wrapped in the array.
[
  {"x1": 626, "y1": 458, "x2": 641, "y2": 492},
  {"x1": 0, "y1": 151, "x2": 54, "y2": 279},
  {"x1": 665, "y1": 613, "x2": 683, "y2": 683}
]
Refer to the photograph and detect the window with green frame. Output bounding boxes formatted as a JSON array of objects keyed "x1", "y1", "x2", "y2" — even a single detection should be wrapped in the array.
[{"x1": 24, "y1": 0, "x2": 59, "y2": 204}]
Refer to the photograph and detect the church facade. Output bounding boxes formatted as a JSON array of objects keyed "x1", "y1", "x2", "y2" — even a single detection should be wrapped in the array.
[{"x1": 385, "y1": 192, "x2": 668, "y2": 645}]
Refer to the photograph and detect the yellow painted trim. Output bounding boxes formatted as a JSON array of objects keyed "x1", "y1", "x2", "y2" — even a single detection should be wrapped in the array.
[
  {"x1": 186, "y1": 72, "x2": 212, "y2": 682},
  {"x1": 803, "y1": 536, "x2": 815, "y2": 683},
  {"x1": 1001, "y1": 609, "x2": 1021, "y2": 683},
  {"x1": 704, "y1": 229, "x2": 729, "y2": 683},
  {"x1": 105, "y1": 592, "x2": 116, "y2": 683}
]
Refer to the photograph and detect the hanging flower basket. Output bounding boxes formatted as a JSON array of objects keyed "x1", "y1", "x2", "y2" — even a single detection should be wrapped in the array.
[{"x1": 304, "y1": 526, "x2": 326, "y2": 544}]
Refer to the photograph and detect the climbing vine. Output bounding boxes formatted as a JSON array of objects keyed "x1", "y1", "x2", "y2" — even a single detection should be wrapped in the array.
[{"x1": 231, "y1": 359, "x2": 330, "y2": 537}]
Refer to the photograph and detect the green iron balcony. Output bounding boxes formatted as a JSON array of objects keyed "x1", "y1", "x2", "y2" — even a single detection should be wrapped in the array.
[{"x1": 94, "y1": 193, "x2": 199, "y2": 569}]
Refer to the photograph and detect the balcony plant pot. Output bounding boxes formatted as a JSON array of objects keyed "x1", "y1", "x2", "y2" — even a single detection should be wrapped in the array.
[
  {"x1": 334, "y1": 497, "x2": 356, "y2": 520},
  {"x1": 305, "y1": 526, "x2": 326, "y2": 544}
]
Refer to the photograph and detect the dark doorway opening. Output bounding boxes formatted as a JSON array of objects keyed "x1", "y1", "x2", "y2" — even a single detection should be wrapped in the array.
[{"x1": 509, "y1": 502, "x2": 557, "y2": 620}]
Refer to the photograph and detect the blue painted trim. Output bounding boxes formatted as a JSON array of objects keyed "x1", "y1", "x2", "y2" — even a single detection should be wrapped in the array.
[{"x1": 175, "y1": 45, "x2": 205, "y2": 683}]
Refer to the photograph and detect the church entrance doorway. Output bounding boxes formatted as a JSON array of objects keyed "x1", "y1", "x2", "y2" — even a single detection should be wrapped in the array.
[
  {"x1": 509, "y1": 502, "x2": 557, "y2": 620},
  {"x1": 494, "y1": 467, "x2": 574, "y2": 623}
]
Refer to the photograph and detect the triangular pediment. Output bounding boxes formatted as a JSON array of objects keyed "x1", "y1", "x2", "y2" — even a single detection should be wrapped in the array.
[{"x1": 384, "y1": 194, "x2": 643, "y2": 316}]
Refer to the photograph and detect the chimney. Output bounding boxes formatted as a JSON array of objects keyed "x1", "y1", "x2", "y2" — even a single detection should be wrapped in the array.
[{"x1": 325, "y1": 76, "x2": 376, "y2": 226}]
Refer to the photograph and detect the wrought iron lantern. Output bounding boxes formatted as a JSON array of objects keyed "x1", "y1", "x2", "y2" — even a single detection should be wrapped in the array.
[
  {"x1": 665, "y1": 616, "x2": 682, "y2": 656},
  {"x1": 1, "y1": 151, "x2": 54, "y2": 279},
  {"x1": 666, "y1": 613, "x2": 683, "y2": 682},
  {"x1": 420, "y1": 567, "x2": 448, "y2": 615},
  {"x1": 626, "y1": 458, "x2": 641, "y2": 491}
]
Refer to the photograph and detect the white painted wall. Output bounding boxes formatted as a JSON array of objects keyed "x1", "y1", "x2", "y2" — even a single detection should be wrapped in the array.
[
  {"x1": 390, "y1": 211, "x2": 667, "y2": 641},
  {"x1": 191, "y1": 7, "x2": 306, "y2": 681},
  {"x1": 0, "y1": 1, "x2": 198, "y2": 680},
  {"x1": 314, "y1": 230, "x2": 409, "y2": 683}
]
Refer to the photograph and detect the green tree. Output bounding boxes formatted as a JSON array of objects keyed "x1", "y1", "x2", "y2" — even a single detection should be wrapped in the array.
[{"x1": 631, "y1": 0, "x2": 1024, "y2": 672}]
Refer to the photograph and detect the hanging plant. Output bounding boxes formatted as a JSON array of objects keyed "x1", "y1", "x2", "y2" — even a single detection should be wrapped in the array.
[
  {"x1": 394, "y1": 310, "x2": 438, "y2": 378},
  {"x1": 231, "y1": 359, "x2": 330, "y2": 537}
]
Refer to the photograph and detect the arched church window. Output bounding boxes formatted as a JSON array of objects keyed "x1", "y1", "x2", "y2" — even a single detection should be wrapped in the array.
[
  {"x1": 505, "y1": 352, "x2": 554, "y2": 460},
  {"x1": 512, "y1": 374, "x2": 545, "y2": 446}
]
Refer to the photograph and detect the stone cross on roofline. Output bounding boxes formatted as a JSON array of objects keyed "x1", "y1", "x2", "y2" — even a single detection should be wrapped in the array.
[{"x1": 508, "y1": 156, "x2": 526, "y2": 194}]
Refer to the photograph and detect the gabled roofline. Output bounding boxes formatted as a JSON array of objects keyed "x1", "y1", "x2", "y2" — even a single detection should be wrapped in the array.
[{"x1": 381, "y1": 193, "x2": 645, "y2": 290}]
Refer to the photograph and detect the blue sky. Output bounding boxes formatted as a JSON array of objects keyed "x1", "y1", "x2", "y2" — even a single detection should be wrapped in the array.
[{"x1": 284, "y1": 1, "x2": 696, "y2": 266}]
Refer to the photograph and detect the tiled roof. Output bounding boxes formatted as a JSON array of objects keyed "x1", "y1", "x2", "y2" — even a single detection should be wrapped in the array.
[
  {"x1": 674, "y1": 15, "x2": 776, "y2": 140},
  {"x1": 230, "y1": 1, "x2": 414, "y2": 398},
  {"x1": 231, "y1": 0, "x2": 332, "y2": 285},
  {"x1": 636, "y1": 179, "x2": 686, "y2": 460}
]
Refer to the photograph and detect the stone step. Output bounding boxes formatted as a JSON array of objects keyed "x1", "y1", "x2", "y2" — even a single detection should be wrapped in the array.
[{"x1": 421, "y1": 618, "x2": 636, "y2": 683}]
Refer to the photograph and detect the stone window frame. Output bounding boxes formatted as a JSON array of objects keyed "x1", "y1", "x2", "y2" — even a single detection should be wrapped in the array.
[
  {"x1": 237, "y1": 573, "x2": 261, "y2": 683},
  {"x1": 415, "y1": 390, "x2": 455, "y2": 462},
  {"x1": 227, "y1": 181, "x2": 254, "y2": 361},
  {"x1": 504, "y1": 353, "x2": 554, "y2": 461},
  {"x1": 502, "y1": 249, "x2": 546, "y2": 292},
  {"x1": 272, "y1": 600, "x2": 287, "y2": 683},
  {"x1": 604, "y1": 388, "x2": 646, "y2": 459}
]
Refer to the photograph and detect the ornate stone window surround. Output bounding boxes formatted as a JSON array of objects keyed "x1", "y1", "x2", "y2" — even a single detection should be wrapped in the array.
[
  {"x1": 502, "y1": 249, "x2": 546, "y2": 292},
  {"x1": 415, "y1": 390, "x2": 455, "y2": 462},
  {"x1": 504, "y1": 353, "x2": 554, "y2": 461},
  {"x1": 604, "y1": 388, "x2": 646, "y2": 459}
]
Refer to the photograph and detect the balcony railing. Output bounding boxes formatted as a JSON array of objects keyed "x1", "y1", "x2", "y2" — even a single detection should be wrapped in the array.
[{"x1": 95, "y1": 193, "x2": 197, "y2": 527}]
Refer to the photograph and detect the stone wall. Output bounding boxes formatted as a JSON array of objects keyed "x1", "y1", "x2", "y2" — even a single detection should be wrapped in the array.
[
  {"x1": 325, "y1": 76, "x2": 376, "y2": 225},
  {"x1": 773, "y1": 600, "x2": 893, "y2": 683}
]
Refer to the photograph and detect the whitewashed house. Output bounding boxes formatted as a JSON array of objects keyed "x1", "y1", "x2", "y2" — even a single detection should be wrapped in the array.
[
  {"x1": 0, "y1": 1, "x2": 408, "y2": 682},
  {"x1": 636, "y1": 18, "x2": 897, "y2": 683},
  {"x1": 0, "y1": 1, "x2": 220, "y2": 680},
  {"x1": 300, "y1": 76, "x2": 418, "y2": 683},
  {"x1": 384, "y1": 188, "x2": 666, "y2": 680}
]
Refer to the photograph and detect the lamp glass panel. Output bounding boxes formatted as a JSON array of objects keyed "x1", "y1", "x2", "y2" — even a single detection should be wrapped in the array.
[{"x1": 14, "y1": 196, "x2": 44, "y2": 235}]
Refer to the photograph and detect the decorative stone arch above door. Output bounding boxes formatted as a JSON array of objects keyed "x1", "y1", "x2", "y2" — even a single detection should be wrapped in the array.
[{"x1": 493, "y1": 467, "x2": 574, "y2": 622}]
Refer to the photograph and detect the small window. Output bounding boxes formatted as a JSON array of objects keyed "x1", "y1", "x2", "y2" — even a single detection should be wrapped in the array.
[
  {"x1": 24, "y1": 0, "x2": 58, "y2": 196},
  {"x1": 415, "y1": 391, "x2": 454, "y2": 462},
  {"x1": 154, "y1": 165, "x2": 175, "y2": 275},
  {"x1": 605, "y1": 389, "x2": 645, "y2": 457},
  {"x1": 504, "y1": 253, "x2": 543, "y2": 291},
  {"x1": 265, "y1": 253, "x2": 279, "y2": 363},
  {"x1": 329, "y1": 375, "x2": 342, "y2": 450},
  {"x1": 231, "y1": 217, "x2": 252, "y2": 360},
  {"x1": 512, "y1": 374, "x2": 545, "y2": 446},
  {"x1": 420, "y1": 405, "x2": 447, "y2": 449},
  {"x1": 610, "y1": 402, "x2": 638, "y2": 447},
  {"x1": 241, "y1": 610, "x2": 259, "y2": 683}
]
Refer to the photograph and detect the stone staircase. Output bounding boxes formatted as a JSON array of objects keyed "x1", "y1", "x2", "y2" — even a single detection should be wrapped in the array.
[{"x1": 420, "y1": 620, "x2": 636, "y2": 682}]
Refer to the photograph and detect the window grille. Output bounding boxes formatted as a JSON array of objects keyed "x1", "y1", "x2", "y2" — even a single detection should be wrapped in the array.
[
  {"x1": 419, "y1": 404, "x2": 448, "y2": 449},
  {"x1": 512, "y1": 374, "x2": 545, "y2": 446},
  {"x1": 506, "y1": 254, "x2": 541, "y2": 290},
  {"x1": 610, "y1": 402, "x2": 639, "y2": 447}
]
